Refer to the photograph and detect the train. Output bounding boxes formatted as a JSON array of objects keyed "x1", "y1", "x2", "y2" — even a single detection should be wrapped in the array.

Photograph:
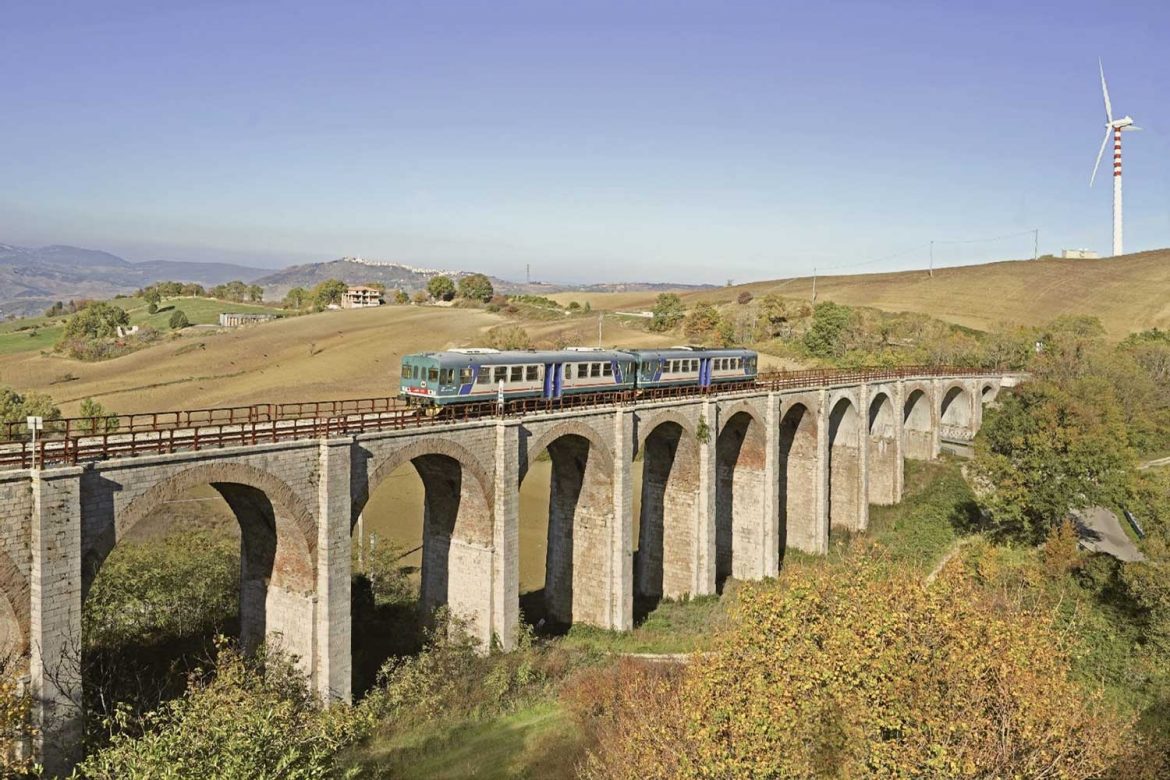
[{"x1": 399, "y1": 346, "x2": 759, "y2": 407}]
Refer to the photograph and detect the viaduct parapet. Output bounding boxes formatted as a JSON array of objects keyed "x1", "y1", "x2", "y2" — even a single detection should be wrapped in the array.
[{"x1": 0, "y1": 370, "x2": 1016, "y2": 774}]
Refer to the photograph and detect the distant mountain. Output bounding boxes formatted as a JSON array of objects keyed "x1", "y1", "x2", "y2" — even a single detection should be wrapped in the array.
[
  {"x1": 0, "y1": 244, "x2": 270, "y2": 317},
  {"x1": 255, "y1": 256, "x2": 714, "y2": 298}
]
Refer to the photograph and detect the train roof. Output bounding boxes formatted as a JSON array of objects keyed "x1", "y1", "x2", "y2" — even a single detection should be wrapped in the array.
[
  {"x1": 404, "y1": 348, "x2": 634, "y2": 366},
  {"x1": 403, "y1": 346, "x2": 758, "y2": 366},
  {"x1": 631, "y1": 347, "x2": 756, "y2": 359}
]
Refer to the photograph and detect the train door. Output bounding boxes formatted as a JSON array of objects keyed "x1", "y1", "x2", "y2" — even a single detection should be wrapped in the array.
[
  {"x1": 543, "y1": 363, "x2": 563, "y2": 399},
  {"x1": 699, "y1": 357, "x2": 712, "y2": 388}
]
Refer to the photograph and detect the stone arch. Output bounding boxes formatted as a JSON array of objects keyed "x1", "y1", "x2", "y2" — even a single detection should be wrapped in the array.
[
  {"x1": 522, "y1": 424, "x2": 615, "y2": 628},
  {"x1": 524, "y1": 420, "x2": 614, "y2": 482},
  {"x1": 635, "y1": 409, "x2": 696, "y2": 451},
  {"x1": 903, "y1": 387, "x2": 934, "y2": 461},
  {"x1": 635, "y1": 418, "x2": 699, "y2": 611},
  {"x1": 779, "y1": 402, "x2": 819, "y2": 556},
  {"x1": 362, "y1": 437, "x2": 494, "y2": 544},
  {"x1": 358, "y1": 438, "x2": 494, "y2": 648},
  {"x1": 867, "y1": 392, "x2": 900, "y2": 506},
  {"x1": 828, "y1": 397, "x2": 864, "y2": 534},
  {"x1": 716, "y1": 399, "x2": 765, "y2": 435},
  {"x1": 101, "y1": 461, "x2": 318, "y2": 666},
  {"x1": 981, "y1": 382, "x2": 999, "y2": 406},
  {"x1": 940, "y1": 385, "x2": 974, "y2": 431},
  {"x1": 715, "y1": 409, "x2": 767, "y2": 589},
  {"x1": 0, "y1": 549, "x2": 29, "y2": 660}
]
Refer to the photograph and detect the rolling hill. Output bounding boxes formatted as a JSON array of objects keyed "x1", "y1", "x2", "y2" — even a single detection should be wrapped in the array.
[
  {"x1": 555, "y1": 249, "x2": 1170, "y2": 339},
  {"x1": 0, "y1": 244, "x2": 270, "y2": 318}
]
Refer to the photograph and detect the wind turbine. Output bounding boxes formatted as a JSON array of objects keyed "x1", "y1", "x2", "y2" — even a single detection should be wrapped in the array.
[{"x1": 1090, "y1": 59, "x2": 1140, "y2": 257}]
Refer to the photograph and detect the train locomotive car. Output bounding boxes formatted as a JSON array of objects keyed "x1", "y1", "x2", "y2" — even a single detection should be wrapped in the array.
[
  {"x1": 628, "y1": 347, "x2": 758, "y2": 390},
  {"x1": 400, "y1": 346, "x2": 760, "y2": 407},
  {"x1": 399, "y1": 347, "x2": 636, "y2": 407}
]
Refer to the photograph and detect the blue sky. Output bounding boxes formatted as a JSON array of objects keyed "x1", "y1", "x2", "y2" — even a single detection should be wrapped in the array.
[{"x1": 1, "y1": 0, "x2": 1167, "y2": 283}]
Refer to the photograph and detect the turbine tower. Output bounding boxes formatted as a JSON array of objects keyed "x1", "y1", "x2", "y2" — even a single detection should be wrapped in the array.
[{"x1": 1090, "y1": 59, "x2": 1140, "y2": 257}]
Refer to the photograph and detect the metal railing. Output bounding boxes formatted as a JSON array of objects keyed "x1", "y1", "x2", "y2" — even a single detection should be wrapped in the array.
[{"x1": 0, "y1": 365, "x2": 1010, "y2": 470}]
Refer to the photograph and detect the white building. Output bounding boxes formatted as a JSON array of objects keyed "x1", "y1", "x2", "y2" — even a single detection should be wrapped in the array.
[{"x1": 1060, "y1": 248, "x2": 1100, "y2": 259}]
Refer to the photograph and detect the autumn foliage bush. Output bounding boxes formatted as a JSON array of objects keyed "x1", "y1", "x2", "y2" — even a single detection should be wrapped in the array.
[{"x1": 580, "y1": 552, "x2": 1148, "y2": 779}]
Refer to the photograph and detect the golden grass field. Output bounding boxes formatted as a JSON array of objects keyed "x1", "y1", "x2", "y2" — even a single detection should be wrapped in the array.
[
  {"x1": 0, "y1": 304, "x2": 683, "y2": 415},
  {"x1": 556, "y1": 249, "x2": 1170, "y2": 339}
]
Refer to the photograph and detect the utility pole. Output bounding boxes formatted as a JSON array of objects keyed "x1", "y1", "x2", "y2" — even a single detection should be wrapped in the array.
[
  {"x1": 1033, "y1": 229, "x2": 1039, "y2": 260},
  {"x1": 526, "y1": 263, "x2": 531, "y2": 284},
  {"x1": 597, "y1": 313, "x2": 603, "y2": 348},
  {"x1": 929, "y1": 241, "x2": 934, "y2": 278},
  {"x1": 811, "y1": 267, "x2": 817, "y2": 304}
]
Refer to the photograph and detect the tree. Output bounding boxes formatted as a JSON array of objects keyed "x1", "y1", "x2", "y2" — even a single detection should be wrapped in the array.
[
  {"x1": 581, "y1": 554, "x2": 1139, "y2": 779},
  {"x1": 169, "y1": 310, "x2": 190, "y2": 330},
  {"x1": 283, "y1": 287, "x2": 308, "y2": 309},
  {"x1": 77, "y1": 641, "x2": 370, "y2": 780},
  {"x1": 736, "y1": 290, "x2": 753, "y2": 305},
  {"x1": 145, "y1": 289, "x2": 162, "y2": 307},
  {"x1": 411, "y1": 290, "x2": 430, "y2": 305},
  {"x1": 367, "y1": 281, "x2": 387, "y2": 294},
  {"x1": 683, "y1": 303, "x2": 722, "y2": 342},
  {"x1": 79, "y1": 397, "x2": 120, "y2": 433},
  {"x1": 485, "y1": 324, "x2": 532, "y2": 350},
  {"x1": 393, "y1": 289, "x2": 410, "y2": 305},
  {"x1": 62, "y1": 302, "x2": 130, "y2": 340},
  {"x1": 427, "y1": 275, "x2": 456, "y2": 302},
  {"x1": 247, "y1": 284, "x2": 264, "y2": 303},
  {"x1": 755, "y1": 294, "x2": 789, "y2": 340},
  {"x1": 311, "y1": 279, "x2": 349, "y2": 308},
  {"x1": 802, "y1": 301, "x2": 858, "y2": 359},
  {"x1": 0, "y1": 387, "x2": 61, "y2": 425},
  {"x1": 147, "y1": 302, "x2": 158, "y2": 315},
  {"x1": 973, "y1": 378, "x2": 1136, "y2": 543},
  {"x1": 649, "y1": 294, "x2": 685, "y2": 332},
  {"x1": 457, "y1": 273, "x2": 494, "y2": 303}
]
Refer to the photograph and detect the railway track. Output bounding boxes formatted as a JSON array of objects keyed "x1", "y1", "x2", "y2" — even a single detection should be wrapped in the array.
[{"x1": 0, "y1": 365, "x2": 1006, "y2": 471}]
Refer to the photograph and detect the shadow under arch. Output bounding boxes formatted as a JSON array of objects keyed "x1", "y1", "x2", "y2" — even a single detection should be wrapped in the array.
[
  {"x1": 940, "y1": 385, "x2": 973, "y2": 429},
  {"x1": 903, "y1": 388, "x2": 933, "y2": 461},
  {"x1": 828, "y1": 397, "x2": 863, "y2": 535},
  {"x1": 635, "y1": 418, "x2": 699, "y2": 621},
  {"x1": 715, "y1": 409, "x2": 766, "y2": 591},
  {"x1": 519, "y1": 427, "x2": 614, "y2": 632},
  {"x1": 0, "y1": 548, "x2": 28, "y2": 662},
  {"x1": 867, "y1": 392, "x2": 900, "y2": 506},
  {"x1": 779, "y1": 402, "x2": 818, "y2": 559},
  {"x1": 99, "y1": 462, "x2": 318, "y2": 662}
]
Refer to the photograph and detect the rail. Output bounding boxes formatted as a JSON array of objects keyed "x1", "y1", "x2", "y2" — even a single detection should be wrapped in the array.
[{"x1": 0, "y1": 365, "x2": 1011, "y2": 470}]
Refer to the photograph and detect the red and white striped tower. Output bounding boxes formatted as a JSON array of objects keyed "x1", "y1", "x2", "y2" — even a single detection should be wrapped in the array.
[
  {"x1": 1112, "y1": 125, "x2": 1123, "y2": 256},
  {"x1": 1090, "y1": 60, "x2": 1138, "y2": 258}
]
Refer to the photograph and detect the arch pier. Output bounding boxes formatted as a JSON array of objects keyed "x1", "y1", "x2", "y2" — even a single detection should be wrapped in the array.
[{"x1": 0, "y1": 372, "x2": 1014, "y2": 775}]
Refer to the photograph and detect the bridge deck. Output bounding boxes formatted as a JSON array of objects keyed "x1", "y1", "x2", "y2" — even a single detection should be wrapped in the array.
[{"x1": 0, "y1": 365, "x2": 1003, "y2": 471}]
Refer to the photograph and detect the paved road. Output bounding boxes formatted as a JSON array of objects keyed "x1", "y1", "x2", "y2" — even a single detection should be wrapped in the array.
[{"x1": 1071, "y1": 507, "x2": 1144, "y2": 562}]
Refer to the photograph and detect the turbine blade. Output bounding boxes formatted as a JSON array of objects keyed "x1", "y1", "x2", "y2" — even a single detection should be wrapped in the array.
[
  {"x1": 1099, "y1": 58, "x2": 1113, "y2": 122},
  {"x1": 1090, "y1": 128, "x2": 1110, "y2": 186}
]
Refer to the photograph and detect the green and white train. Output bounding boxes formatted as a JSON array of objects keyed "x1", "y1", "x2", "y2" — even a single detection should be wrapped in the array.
[{"x1": 399, "y1": 347, "x2": 759, "y2": 407}]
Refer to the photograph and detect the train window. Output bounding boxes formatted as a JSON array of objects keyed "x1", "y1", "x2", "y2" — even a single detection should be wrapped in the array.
[
  {"x1": 438, "y1": 369, "x2": 452, "y2": 384},
  {"x1": 602, "y1": 362, "x2": 612, "y2": 377},
  {"x1": 564, "y1": 364, "x2": 574, "y2": 380},
  {"x1": 590, "y1": 363, "x2": 601, "y2": 378},
  {"x1": 719, "y1": 359, "x2": 727, "y2": 370},
  {"x1": 460, "y1": 368, "x2": 474, "y2": 384},
  {"x1": 428, "y1": 368, "x2": 439, "y2": 383},
  {"x1": 476, "y1": 367, "x2": 491, "y2": 384},
  {"x1": 668, "y1": 360, "x2": 676, "y2": 373},
  {"x1": 401, "y1": 362, "x2": 411, "y2": 379},
  {"x1": 526, "y1": 365, "x2": 539, "y2": 381},
  {"x1": 494, "y1": 366, "x2": 507, "y2": 383},
  {"x1": 510, "y1": 366, "x2": 523, "y2": 382}
]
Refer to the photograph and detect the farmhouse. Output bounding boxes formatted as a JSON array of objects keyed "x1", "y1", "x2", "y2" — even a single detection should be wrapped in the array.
[{"x1": 341, "y1": 286, "x2": 384, "y2": 308}]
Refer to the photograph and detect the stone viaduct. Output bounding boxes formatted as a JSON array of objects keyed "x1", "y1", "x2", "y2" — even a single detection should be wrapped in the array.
[{"x1": 0, "y1": 370, "x2": 1014, "y2": 773}]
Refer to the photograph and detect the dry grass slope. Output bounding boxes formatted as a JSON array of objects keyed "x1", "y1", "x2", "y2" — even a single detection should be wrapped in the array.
[
  {"x1": 552, "y1": 250, "x2": 1170, "y2": 339},
  {"x1": 0, "y1": 305, "x2": 677, "y2": 414}
]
